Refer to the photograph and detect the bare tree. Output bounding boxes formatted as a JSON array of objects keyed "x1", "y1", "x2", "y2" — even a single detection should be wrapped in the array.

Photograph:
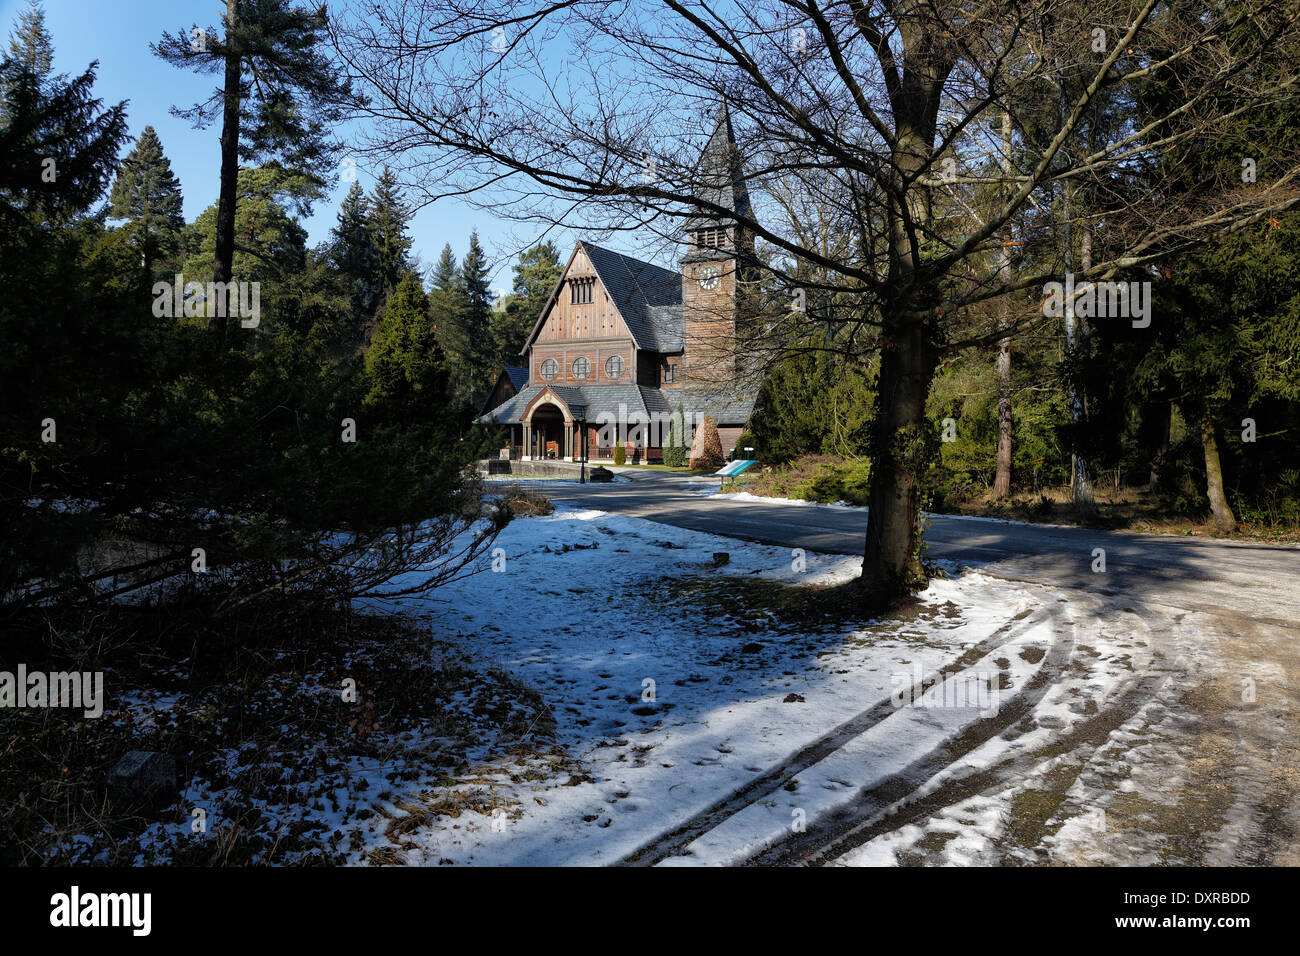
[{"x1": 332, "y1": 0, "x2": 1300, "y2": 609}]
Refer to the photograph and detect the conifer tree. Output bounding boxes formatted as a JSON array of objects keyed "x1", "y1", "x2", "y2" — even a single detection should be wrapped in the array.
[
  {"x1": 108, "y1": 126, "x2": 184, "y2": 277},
  {"x1": 365, "y1": 274, "x2": 439, "y2": 414},
  {"x1": 328, "y1": 179, "x2": 381, "y2": 338},
  {"x1": 4, "y1": 0, "x2": 51, "y2": 89},
  {"x1": 492, "y1": 240, "x2": 560, "y2": 368},
  {"x1": 0, "y1": 1, "x2": 126, "y2": 224},
  {"x1": 427, "y1": 241, "x2": 460, "y2": 339},
  {"x1": 437, "y1": 231, "x2": 494, "y2": 406},
  {"x1": 367, "y1": 165, "x2": 414, "y2": 295},
  {"x1": 153, "y1": 0, "x2": 351, "y2": 342}
]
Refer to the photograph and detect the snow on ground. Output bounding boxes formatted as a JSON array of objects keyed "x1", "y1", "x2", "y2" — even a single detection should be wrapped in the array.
[
  {"x1": 348, "y1": 504, "x2": 1125, "y2": 866},
  {"x1": 321, "y1": 492, "x2": 1279, "y2": 867}
]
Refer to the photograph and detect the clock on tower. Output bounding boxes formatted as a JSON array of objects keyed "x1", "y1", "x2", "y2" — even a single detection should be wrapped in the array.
[{"x1": 680, "y1": 101, "x2": 754, "y2": 384}]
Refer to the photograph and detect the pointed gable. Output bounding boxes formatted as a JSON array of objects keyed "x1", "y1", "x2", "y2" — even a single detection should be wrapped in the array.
[
  {"x1": 524, "y1": 241, "x2": 683, "y2": 352},
  {"x1": 579, "y1": 243, "x2": 682, "y2": 352}
]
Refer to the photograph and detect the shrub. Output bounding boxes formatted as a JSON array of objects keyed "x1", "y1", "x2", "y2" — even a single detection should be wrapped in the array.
[
  {"x1": 613, "y1": 445, "x2": 626, "y2": 466},
  {"x1": 662, "y1": 445, "x2": 686, "y2": 468},
  {"x1": 689, "y1": 416, "x2": 725, "y2": 470},
  {"x1": 791, "y1": 460, "x2": 872, "y2": 506},
  {"x1": 502, "y1": 487, "x2": 554, "y2": 516}
]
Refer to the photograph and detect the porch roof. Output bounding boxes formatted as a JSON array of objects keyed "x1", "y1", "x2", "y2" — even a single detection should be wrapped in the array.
[
  {"x1": 479, "y1": 384, "x2": 670, "y2": 426},
  {"x1": 479, "y1": 382, "x2": 758, "y2": 430}
]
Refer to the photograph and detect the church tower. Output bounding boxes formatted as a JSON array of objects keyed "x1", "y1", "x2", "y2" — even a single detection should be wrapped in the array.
[{"x1": 681, "y1": 101, "x2": 754, "y2": 384}]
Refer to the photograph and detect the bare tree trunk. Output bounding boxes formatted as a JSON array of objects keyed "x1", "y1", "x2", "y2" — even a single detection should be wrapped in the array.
[
  {"x1": 994, "y1": 335, "x2": 1012, "y2": 498},
  {"x1": 862, "y1": 308, "x2": 938, "y2": 607},
  {"x1": 213, "y1": 0, "x2": 242, "y2": 345},
  {"x1": 1201, "y1": 398, "x2": 1237, "y2": 533},
  {"x1": 1061, "y1": 176, "x2": 1095, "y2": 513},
  {"x1": 861, "y1": 109, "x2": 942, "y2": 608},
  {"x1": 993, "y1": 108, "x2": 1015, "y2": 500}
]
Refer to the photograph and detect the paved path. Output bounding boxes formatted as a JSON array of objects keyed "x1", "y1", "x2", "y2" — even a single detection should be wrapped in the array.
[{"x1": 546, "y1": 472, "x2": 1300, "y2": 626}]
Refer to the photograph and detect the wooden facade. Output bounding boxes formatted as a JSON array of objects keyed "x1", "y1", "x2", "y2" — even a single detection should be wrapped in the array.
[{"x1": 485, "y1": 102, "x2": 756, "y2": 464}]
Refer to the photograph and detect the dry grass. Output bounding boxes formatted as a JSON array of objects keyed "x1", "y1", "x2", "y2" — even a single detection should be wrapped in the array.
[
  {"x1": 0, "y1": 598, "x2": 558, "y2": 866},
  {"x1": 949, "y1": 486, "x2": 1300, "y2": 541},
  {"x1": 500, "y1": 485, "x2": 555, "y2": 517}
]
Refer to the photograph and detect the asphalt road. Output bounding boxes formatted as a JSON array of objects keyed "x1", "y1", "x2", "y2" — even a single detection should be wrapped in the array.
[
  {"x1": 520, "y1": 470, "x2": 1300, "y2": 864},
  {"x1": 544, "y1": 472, "x2": 1300, "y2": 628}
]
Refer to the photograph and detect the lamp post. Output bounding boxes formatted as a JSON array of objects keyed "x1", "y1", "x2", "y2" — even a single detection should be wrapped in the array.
[{"x1": 579, "y1": 416, "x2": 587, "y2": 483}]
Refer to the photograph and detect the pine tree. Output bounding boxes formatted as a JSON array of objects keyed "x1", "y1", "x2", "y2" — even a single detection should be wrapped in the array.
[
  {"x1": 0, "y1": 2, "x2": 127, "y2": 224},
  {"x1": 491, "y1": 240, "x2": 560, "y2": 368},
  {"x1": 108, "y1": 126, "x2": 184, "y2": 277},
  {"x1": 153, "y1": 0, "x2": 351, "y2": 343},
  {"x1": 437, "y1": 231, "x2": 494, "y2": 406},
  {"x1": 367, "y1": 166, "x2": 414, "y2": 296},
  {"x1": 427, "y1": 242, "x2": 461, "y2": 333},
  {"x1": 365, "y1": 274, "x2": 438, "y2": 414},
  {"x1": 5, "y1": 0, "x2": 51, "y2": 86},
  {"x1": 329, "y1": 180, "x2": 382, "y2": 340},
  {"x1": 1, "y1": 0, "x2": 52, "y2": 129}
]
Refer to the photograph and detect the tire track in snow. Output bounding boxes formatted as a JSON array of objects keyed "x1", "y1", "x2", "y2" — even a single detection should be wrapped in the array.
[
  {"x1": 616, "y1": 605, "x2": 1054, "y2": 866},
  {"x1": 749, "y1": 610, "x2": 1173, "y2": 865},
  {"x1": 741, "y1": 632, "x2": 1104, "y2": 865}
]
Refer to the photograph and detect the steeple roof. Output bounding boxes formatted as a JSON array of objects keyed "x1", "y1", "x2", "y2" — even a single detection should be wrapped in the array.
[{"x1": 686, "y1": 100, "x2": 753, "y2": 231}]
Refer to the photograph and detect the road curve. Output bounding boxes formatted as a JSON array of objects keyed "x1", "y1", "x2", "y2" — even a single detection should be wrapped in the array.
[{"x1": 543, "y1": 473, "x2": 1299, "y2": 626}]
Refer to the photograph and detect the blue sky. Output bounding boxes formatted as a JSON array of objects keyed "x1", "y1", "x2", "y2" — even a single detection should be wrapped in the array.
[{"x1": 0, "y1": 0, "x2": 562, "y2": 290}]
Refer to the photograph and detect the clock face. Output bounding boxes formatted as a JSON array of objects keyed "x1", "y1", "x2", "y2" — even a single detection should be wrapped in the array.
[{"x1": 697, "y1": 266, "x2": 720, "y2": 291}]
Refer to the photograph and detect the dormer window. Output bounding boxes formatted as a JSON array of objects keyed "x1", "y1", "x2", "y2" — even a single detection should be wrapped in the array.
[{"x1": 569, "y1": 277, "x2": 595, "y2": 304}]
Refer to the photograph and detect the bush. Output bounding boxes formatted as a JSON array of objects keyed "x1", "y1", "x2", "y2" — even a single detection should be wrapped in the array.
[
  {"x1": 689, "y1": 416, "x2": 725, "y2": 470},
  {"x1": 662, "y1": 445, "x2": 687, "y2": 468},
  {"x1": 791, "y1": 460, "x2": 872, "y2": 506},
  {"x1": 613, "y1": 445, "x2": 626, "y2": 466},
  {"x1": 502, "y1": 487, "x2": 554, "y2": 516},
  {"x1": 732, "y1": 431, "x2": 757, "y2": 461}
]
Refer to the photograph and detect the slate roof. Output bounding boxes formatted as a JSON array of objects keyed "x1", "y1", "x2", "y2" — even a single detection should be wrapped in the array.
[
  {"x1": 478, "y1": 382, "x2": 757, "y2": 429},
  {"x1": 684, "y1": 101, "x2": 754, "y2": 232},
  {"x1": 520, "y1": 242, "x2": 684, "y2": 355},
  {"x1": 577, "y1": 242, "x2": 684, "y2": 352},
  {"x1": 679, "y1": 383, "x2": 759, "y2": 427},
  {"x1": 504, "y1": 366, "x2": 529, "y2": 391}
]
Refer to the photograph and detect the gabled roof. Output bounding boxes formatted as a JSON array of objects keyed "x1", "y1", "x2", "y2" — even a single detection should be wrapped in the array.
[
  {"x1": 581, "y1": 243, "x2": 683, "y2": 352},
  {"x1": 685, "y1": 101, "x2": 754, "y2": 231},
  {"x1": 522, "y1": 241, "x2": 684, "y2": 355},
  {"x1": 478, "y1": 365, "x2": 532, "y2": 417},
  {"x1": 504, "y1": 366, "x2": 529, "y2": 391}
]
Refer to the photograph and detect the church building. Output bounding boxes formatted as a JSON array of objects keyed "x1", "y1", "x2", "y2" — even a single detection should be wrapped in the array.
[{"x1": 479, "y1": 103, "x2": 760, "y2": 463}]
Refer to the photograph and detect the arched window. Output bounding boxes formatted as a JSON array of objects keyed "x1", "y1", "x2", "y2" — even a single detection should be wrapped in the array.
[
  {"x1": 540, "y1": 358, "x2": 558, "y2": 381},
  {"x1": 605, "y1": 355, "x2": 624, "y2": 379},
  {"x1": 572, "y1": 357, "x2": 591, "y2": 380}
]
